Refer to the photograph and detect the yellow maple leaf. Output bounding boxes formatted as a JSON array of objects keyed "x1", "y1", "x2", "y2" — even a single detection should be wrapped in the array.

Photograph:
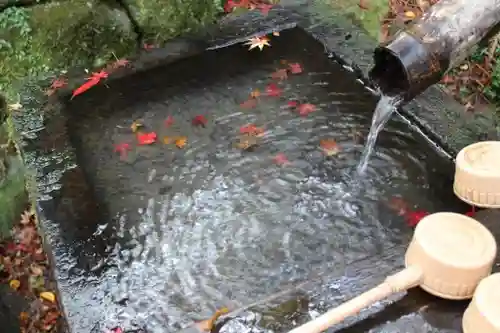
[
  {"x1": 175, "y1": 136, "x2": 187, "y2": 148},
  {"x1": 245, "y1": 36, "x2": 271, "y2": 51},
  {"x1": 40, "y1": 291, "x2": 56, "y2": 303},
  {"x1": 130, "y1": 121, "x2": 143, "y2": 133},
  {"x1": 9, "y1": 279, "x2": 20, "y2": 290},
  {"x1": 195, "y1": 307, "x2": 230, "y2": 332},
  {"x1": 404, "y1": 11, "x2": 416, "y2": 19}
]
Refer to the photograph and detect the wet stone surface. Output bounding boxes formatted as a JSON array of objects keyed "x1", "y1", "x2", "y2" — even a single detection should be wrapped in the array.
[{"x1": 22, "y1": 27, "x2": 480, "y2": 333}]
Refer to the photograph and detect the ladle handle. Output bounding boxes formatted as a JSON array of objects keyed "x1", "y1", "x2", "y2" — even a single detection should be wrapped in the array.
[{"x1": 287, "y1": 266, "x2": 423, "y2": 333}]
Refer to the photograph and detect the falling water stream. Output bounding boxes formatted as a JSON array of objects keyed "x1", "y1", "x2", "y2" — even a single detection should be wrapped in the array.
[{"x1": 357, "y1": 95, "x2": 402, "y2": 174}]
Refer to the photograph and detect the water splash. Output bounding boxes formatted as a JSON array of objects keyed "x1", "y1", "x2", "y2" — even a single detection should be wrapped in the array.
[{"x1": 357, "y1": 95, "x2": 402, "y2": 174}]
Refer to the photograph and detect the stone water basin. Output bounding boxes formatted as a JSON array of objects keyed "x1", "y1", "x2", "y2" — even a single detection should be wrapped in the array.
[{"x1": 27, "y1": 27, "x2": 479, "y2": 332}]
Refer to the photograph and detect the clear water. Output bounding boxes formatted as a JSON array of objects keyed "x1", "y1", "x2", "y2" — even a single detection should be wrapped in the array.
[
  {"x1": 31, "y1": 28, "x2": 469, "y2": 333},
  {"x1": 357, "y1": 95, "x2": 401, "y2": 174}
]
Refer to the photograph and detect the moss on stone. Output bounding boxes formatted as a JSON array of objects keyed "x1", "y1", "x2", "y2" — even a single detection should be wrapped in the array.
[
  {"x1": 125, "y1": 0, "x2": 223, "y2": 43},
  {"x1": 0, "y1": 0, "x2": 138, "y2": 100}
]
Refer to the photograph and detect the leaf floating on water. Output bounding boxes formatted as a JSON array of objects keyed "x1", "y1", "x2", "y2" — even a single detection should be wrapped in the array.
[
  {"x1": 114, "y1": 143, "x2": 131, "y2": 159},
  {"x1": 165, "y1": 115, "x2": 174, "y2": 127},
  {"x1": 163, "y1": 136, "x2": 173, "y2": 144},
  {"x1": 240, "y1": 98, "x2": 258, "y2": 109},
  {"x1": 196, "y1": 307, "x2": 230, "y2": 332},
  {"x1": 273, "y1": 153, "x2": 289, "y2": 165},
  {"x1": 137, "y1": 132, "x2": 157, "y2": 145},
  {"x1": 245, "y1": 36, "x2": 271, "y2": 51},
  {"x1": 271, "y1": 68, "x2": 288, "y2": 81},
  {"x1": 287, "y1": 100, "x2": 298, "y2": 108},
  {"x1": 266, "y1": 83, "x2": 282, "y2": 97},
  {"x1": 235, "y1": 133, "x2": 259, "y2": 150},
  {"x1": 175, "y1": 136, "x2": 187, "y2": 149},
  {"x1": 240, "y1": 124, "x2": 264, "y2": 136},
  {"x1": 130, "y1": 120, "x2": 143, "y2": 133},
  {"x1": 40, "y1": 291, "x2": 56, "y2": 303},
  {"x1": 192, "y1": 115, "x2": 208, "y2": 127},
  {"x1": 297, "y1": 103, "x2": 316, "y2": 116},
  {"x1": 319, "y1": 139, "x2": 340, "y2": 156},
  {"x1": 9, "y1": 279, "x2": 20, "y2": 290},
  {"x1": 250, "y1": 89, "x2": 261, "y2": 98},
  {"x1": 288, "y1": 62, "x2": 303, "y2": 74}
]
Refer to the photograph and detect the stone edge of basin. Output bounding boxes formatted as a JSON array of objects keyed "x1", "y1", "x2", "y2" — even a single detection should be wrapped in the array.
[{"x1": 11, "y1": 0, "x2": 499, "y2": 332}]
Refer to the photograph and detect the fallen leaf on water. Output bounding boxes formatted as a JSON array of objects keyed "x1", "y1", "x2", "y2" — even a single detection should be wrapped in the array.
[
  {"x1": 114, "y1": 143, "x2": 131, "y2": 159},
  {"x1": 465, "y1": 206, "x2": 476, "y2": 217},
  {"x1": 297, "y1": 103, "x2": 316, "y2": 116},
  {"x1": 273, "y1": 153, "x2": 289, "y2": 165},
  {"x1": 245, "y1": 36, "x2": 271, "y2": 51},
  {"x1": 288, "y1": 63, "x2": 303, "y2": 74},
  {"x1": 235, "y1": 134, "x2": 259, "y2": 150},
  {"x1": 192, "y1": 115, "x2": 208, "y2": 127},
  {"x1": 9, "y1": 279, "x2": 20, "y2": 290},
  {"x1": 240, "y1": 124, "x2": 264, "y2": 136},
  {"x1": 271, "y1": 68, "x2": 288, "y2": 81},
  {"x1": 40, "y1": 291, "x2": 56, "y2": 303},
  {"x1": 137, "y1": 132, "x2": 157, "y2": 145},
  {"x1": 250, "y1": 89, "x2": 261, "y2": 98},
  {"x1": 266, "y1": 83, "x2": 282, "y2": 97},
  {"x1": 240, "y1": 98, "x2": 258, "y2": 109},
  {"x1": 196, "y1": 307, "x2": 230, "y2": 332},
  {"x1": 175, "y1": 136, "x2": 187, "y2": 148},
  {"x1": 130, "y1": 121, "x2": 143, "y2": 133},
  {"x1": 404, "y1": 11, "x2": 416, "y2": 19},
  {"x1": 165, "y1": 115, "x2": 174, "y2": 127},
  {"x1": 71, "y1": 77, "x2": 100, "y2": 99},
  {"x1": 287, "y1": 101, "x2": 298, "y2": 108},
  {"x1": 319, "y1": 139, "x2": 340, "y2": 156},
  {"x1": 163, "y1": 136, "x2": 173, "y2": 144},
  {"x1": 406, "y1": 210, "x2": 429, "y2": 227}
]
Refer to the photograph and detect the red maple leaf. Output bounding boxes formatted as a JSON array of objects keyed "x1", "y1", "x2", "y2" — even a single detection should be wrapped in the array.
[
  {"x1": 288, "y1": 63, "x2": 303, "y2": 74},
  {"x1": 114, "y1": 143, "x2": 131, "y2": 159},
  {"x1": 192, "y1": 115, "x2": 207, "y2": 127},
  {"x1": 257, "y1": 3, "x2": 273, "y2": 15},
  {"x1": 465, "y1": 206, "x2": 476, "y2": 217},
  {"x1": 405, "y1": 210, "x2": 429, "y2": 227},
  {"x1": 271, "y1": 68, "x2": 288, "y2": 80},
  {"x1": 273, "y1": 153, "x2": 289, "y2": 165},
  {"x1": 287, "y1": 101, "x2": 298, "y2": 108},
  {"x1": 240, "y1": 124, "x2": 264, "y2": 136},
  {"x1": 165, "y1": 115, "x2": 174, "y2": 127},
  {"x1": 224, "y1": 0, "x2": 237, "y2": 12},
  {"x1": 266, "y1": 83, "x2": 282, "y2": 97},
  {"x1": 137, "y1": 132, "x2": 157, "y2": 145},
  {"x1": 240, "y1": 98, "x2": 258, "y2": 109},
  {"x1": 71, "y1": 78, "x2": 100, "y2": 99},
  {"x1": 297, "y1": 103, "x2": 316, "y2": 116}
]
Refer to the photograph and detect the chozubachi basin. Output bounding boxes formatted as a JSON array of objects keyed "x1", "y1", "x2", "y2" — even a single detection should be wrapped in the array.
[{"x1": 14, "y1": 2, "x2": 500, "y2": 333}]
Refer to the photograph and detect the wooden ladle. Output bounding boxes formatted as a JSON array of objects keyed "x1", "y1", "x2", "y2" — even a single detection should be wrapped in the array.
[{"x1": 287, "y1": 212, "x2": 497, "y2": 333}]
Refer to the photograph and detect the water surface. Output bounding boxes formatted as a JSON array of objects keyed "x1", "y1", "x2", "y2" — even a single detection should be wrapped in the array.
[{"x1": 41, "y1": 28, "x2": 468, "y2": 332}]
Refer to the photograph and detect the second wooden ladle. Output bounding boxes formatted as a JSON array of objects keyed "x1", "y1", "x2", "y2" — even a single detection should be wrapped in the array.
[{"x1": 287, "y1": 212, "x2": 497, "y2": 333}]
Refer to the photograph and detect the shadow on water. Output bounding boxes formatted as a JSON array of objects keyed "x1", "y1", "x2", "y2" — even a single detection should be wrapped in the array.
[{"x1": 35, "y1": 28, "x2": 471, "y2": 332}]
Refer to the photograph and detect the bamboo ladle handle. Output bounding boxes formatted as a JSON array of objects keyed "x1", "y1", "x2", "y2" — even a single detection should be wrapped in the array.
[
  {"x1": 287, "y1": 266, "x2": 423, "y2": 333},
  {"x1": 287, "y1": 213, "x2": 497, "y2": 333}
]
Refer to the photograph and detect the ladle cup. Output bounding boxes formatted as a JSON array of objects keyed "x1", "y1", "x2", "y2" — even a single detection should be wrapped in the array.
[{"x1": 287, "y1": 212, "x2": 497, "y2": 333}]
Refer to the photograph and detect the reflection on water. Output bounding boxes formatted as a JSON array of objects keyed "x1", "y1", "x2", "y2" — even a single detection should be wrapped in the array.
[{"x1": 35, "y1": 28, "x2": 467, "y2": 332}]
